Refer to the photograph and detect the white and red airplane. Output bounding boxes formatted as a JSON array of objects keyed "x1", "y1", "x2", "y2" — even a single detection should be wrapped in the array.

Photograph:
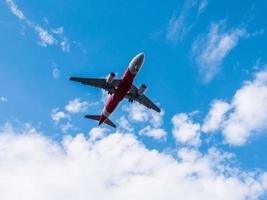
[{"x1": 70, "y1": 53, "x2": 161, "y2": 128}]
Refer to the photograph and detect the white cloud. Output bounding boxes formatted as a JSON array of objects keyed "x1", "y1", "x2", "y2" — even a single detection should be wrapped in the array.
[
  {"x1": 0, "y1": 123, "x2": 266, "y2": 200},
  {"x1": 124, "y1": 103, "x2": 150, "y2": 122},
  {"x1": 0, "y1": 96, "x2": 8, "y2": 102},
  {"x1": 202, "y1": 68, "x2": 267, "y2": 145},
  {"x1": 193, "y1": 21, "x2": 247, "y2": 82},
  {"x1": 222, "y1": 68, "x2": 267, "y2": 145},
  {"x1": 139, "y1": 126, "x2": 167, "y2": 140},
  {"x1": 65, "y1": 98, "x2": 88, "y2": 114},
  {"x1": 166, "y1": 0, "x2": 208, "y2": 43},
  {"x1": 124, "y1": 103, "x2": 164, "y2": 126},
  {"x1": 172, "y1": 113, "x2": 201, "y2": 146},
  {"x1": 52, "y1": 27, "x2": 64, "y2": 35},
  {"x1": 59, "y1": 122, "x2": 76, "y2": 134},
  {"x1": 6, "y1": 0, "x2": 26, "y2": 20},
  {"x1": 34, "y1": 26, "x2": 56, "y2": 47},
  {"x1": 60, "y1": 37, "x2": 70, "y2": 52},
  {"x1": 123, "y1": 103, "x2": 167, "y2": 139},
  {"x1": 5, "y1": 0, "x2": 70, "y2": 52},
  {"x1": 51, "y1": 108, "x2": 67, "y2": 123},
  {"x1": 88, "y1": 127, "x2": 108, "y2": 142},
  {"x1": 117, "y1": 116, "x2": 134, "y2": 133},
  {"x1": 202, "y1": 100, "x2": 231, "y2": 133},
  {"x1": 52, "y1": 68, "x2": 60, "y2": 79}
]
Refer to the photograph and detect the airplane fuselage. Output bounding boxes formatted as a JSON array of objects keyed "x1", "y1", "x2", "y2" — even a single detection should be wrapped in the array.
[{"x1": 99, "y1": 53, "x2": 144, "y2": 125}]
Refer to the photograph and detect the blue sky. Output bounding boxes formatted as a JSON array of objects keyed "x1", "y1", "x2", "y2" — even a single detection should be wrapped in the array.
[{"x1": 1, "y1": 0, "x2": 267, "y2": 199}]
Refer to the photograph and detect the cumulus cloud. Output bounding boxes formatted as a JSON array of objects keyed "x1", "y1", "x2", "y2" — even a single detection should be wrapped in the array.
[
  {"x1": 51, "y1": 108, "x2": 67, "y2": 123},
  {"x1": 166, "y1": 0, "x2": 208, "y2": 43},
  {"x1": 0, "y1": 123, "x2": 266, "y2": 200},
  {"x1": 59, "y1": 122, "x2": 76, "y2": 134},
  {"x1": 65, "y1": 98, "x2": 88, "y2": 114},
  {"x1": 172, "y1": 113, "x2": 201, "y2": 146},
  {"x1": 139, "y1": 126, "x2": 167, "y2": 140},
  {"x1": 202, "y1": 100, "x2": 231, "y2": 133},
  {"x1": 5, "y1": 0, "x2": 70, "y2": 52},
  {"x1": 222, "y1": 68, "x2": 267, "y2": 145},
  {"x1": 123, "y1": 103, "x2": 167, "y2": 140},
  {"x1": 202, "y1": 68, "x2": 267, "y2": 145},
  {"x1": 117, "y1": 116, "x2": 134, "y2": 133},
  {"x1": 88, "y1": 127, "x2": 109, "y2": 142},
  {"x1": 193, "y1": 21, "x2": 247, "y2": 82}
]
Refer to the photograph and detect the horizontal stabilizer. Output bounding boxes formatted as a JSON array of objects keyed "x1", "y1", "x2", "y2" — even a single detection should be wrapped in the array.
[{"x1": 85, "y1": 115, "x2": 116, "y2": 128}]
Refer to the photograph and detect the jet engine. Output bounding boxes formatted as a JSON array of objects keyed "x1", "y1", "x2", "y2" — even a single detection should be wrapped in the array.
[
  {"x1": 106, "y1": 72, "x2": 115, "y2": 84},
  {"x1": 138, "y1": 84, "x2": 147, "y2": 95}
]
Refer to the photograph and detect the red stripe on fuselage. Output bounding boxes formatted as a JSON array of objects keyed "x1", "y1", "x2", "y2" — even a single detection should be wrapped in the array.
[{"x1": 104, "y1": 67, "x2": 135, "y2": 115}]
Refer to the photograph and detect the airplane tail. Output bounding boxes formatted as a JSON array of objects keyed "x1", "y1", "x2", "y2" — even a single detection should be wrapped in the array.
[{"x1": 84, "y1": 115, "x2": 117, "y2": 128}]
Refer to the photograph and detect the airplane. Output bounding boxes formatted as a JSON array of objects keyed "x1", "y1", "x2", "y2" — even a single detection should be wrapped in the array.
[{"x1": 69, "y1": 52, "x2": 161, "y2": 128}]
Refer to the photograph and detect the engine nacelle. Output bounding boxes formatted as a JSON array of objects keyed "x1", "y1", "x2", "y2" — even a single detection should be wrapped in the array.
[
  {"x1": 138, "y1": 84, "x2": 147, "y2": 95},
  {"x1": 106, "y1": 72, "x2": 115, "y2": 84}
]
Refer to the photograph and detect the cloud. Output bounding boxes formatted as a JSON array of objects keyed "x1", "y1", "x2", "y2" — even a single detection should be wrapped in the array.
[
  {"x1": 88, "y1": 127, "x2": 109, "y2": 142},
  {"x1": 0, "y1": 96, "x2": 8, "y2": 102},
  {"x1": 51, "y1": 108, "x2": 67, "y2": 123},
  {"x1": 59, "y1": 122, "x2": 76, "y2": 134},
  {"x1": 202, "y1": 100, "x2": 231, "y2": 133},
  {"x1": 198, "y1": 0, "x2": 208, "y2": 13},
  {"x1": 203, "y1": 68, "x2": 267, "y2": 145},
  {"x1": 65, "y1": 98, "x2": 88, "y2": 114},
  {"x1": 0, "y1": 123, "x2": 266, "y2": 200},
  {"x1": 139, "y1": 126, "x2": 167, "y2": 140},
  {"x1": 6, "y1": 0, "x2": 26, "y2": 20},
  {"x1": 172, "y1": 113, "x2": 201, "y2": 146},
  {"x1": 166, "y1": 0, "x2": 208, "y2": 43},
  {"x1": 60, "y1": 37, "x2": 70, "y2": 52},
  {"x1": 117, "y1": 116, "x2": 134, "y2": 133},
  {"x1": 52, "y1": 68, "x2": 60, "y2": 79},
  {"x1": 123, "y1": 103, "x2": 167, "y2": 140},
  {"x1": 34, "y1": 26, "x2": 56, "y2": 47},
  {"x1": 5, "y1": 0, "x2": 70, "y2": 52},
  {"x1": 222, "y1": 68, "x2": 267, "y2": 145},
  {"x1": 193, "y1": 21, "x2": 247, "y2": 82}
]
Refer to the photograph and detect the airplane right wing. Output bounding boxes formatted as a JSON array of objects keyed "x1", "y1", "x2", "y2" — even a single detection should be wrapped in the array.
[
  {"x1": 69, "y1": 77, "x2": 120, "y2": 94},
  {"x1": 126, "y1": 84, "x2": 161, "y2": 113}
]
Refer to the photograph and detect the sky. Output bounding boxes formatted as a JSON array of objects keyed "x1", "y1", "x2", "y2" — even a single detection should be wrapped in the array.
[{"x1": 1, "y1": 0, "x2": 267, "y2": 199}]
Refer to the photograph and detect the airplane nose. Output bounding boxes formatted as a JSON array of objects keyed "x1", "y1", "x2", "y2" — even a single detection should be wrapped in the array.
[
  {"x1": 136, "y1": 52, "x2": 145, "y2": 66},
  {"x1": 128, "y1": 52, "x2": 145, "y2": 74}
]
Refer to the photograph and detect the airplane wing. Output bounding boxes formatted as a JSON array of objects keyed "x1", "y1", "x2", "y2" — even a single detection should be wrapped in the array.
[
  {"x1": 126, "y1": 84, "x2": 161, "y2": 113},
  {"x1": 69, "y1": 77, "x2": 120, "y2": 94}
]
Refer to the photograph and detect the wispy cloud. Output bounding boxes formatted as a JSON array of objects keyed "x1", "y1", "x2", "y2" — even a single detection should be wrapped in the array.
[
  {"x1": 192, "y1": 21, "x2": 247, "y2": 82},
  {"x1": 6, "y1": 0, "x2": 26, "y2": 20},
  {"x1": 5, "y1": 0, "x2": 70, "y2": 52},
  {"x1": 166, "y1": 0, "x2": 208, "y2": 43},
  {"x1": 52, "y1": 68, "x2": 60, "y2": 79},
  {"x1": 0, "y1": 96, "x2": 8, "y2": 102}
]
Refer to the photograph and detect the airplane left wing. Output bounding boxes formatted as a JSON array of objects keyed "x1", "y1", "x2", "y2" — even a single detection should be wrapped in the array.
[
  {"x1": 126, "y1": 84, "x2": 161, "y2": 113},
  {"x1": 69, "y1": 77, "x2": 120, "y2": 94}
]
